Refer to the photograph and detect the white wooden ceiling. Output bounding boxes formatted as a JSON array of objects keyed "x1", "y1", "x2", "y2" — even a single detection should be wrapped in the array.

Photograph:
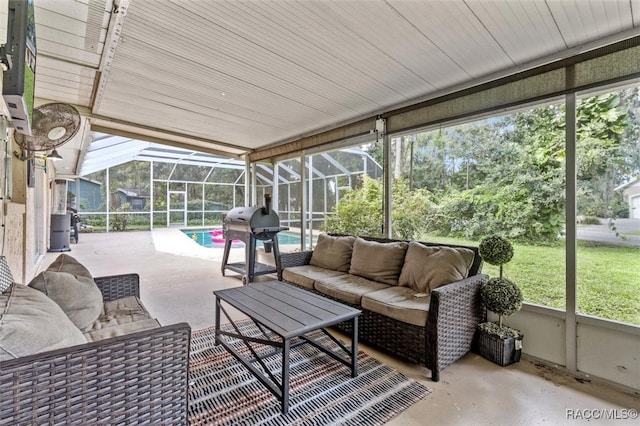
[{"x1": 6, "y1": 0, "x2": 640, "y2": 174}]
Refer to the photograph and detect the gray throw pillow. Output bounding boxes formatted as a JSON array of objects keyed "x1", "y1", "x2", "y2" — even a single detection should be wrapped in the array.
[
  {"x1": 0, "y1": 256, "x2": 14, "y2": 293},
  {"x1": 349, "y1": 238, "x2": 408, "y2": 285},
  {"x1": 0, "y1": 283, "x2": 87, "y2": 361},
  {"x1": 29, "y1": 271, "x2": 104, "y2": 331},
  {"x1": 309, "y1": 234, "x2": 356, "y2": 272}
]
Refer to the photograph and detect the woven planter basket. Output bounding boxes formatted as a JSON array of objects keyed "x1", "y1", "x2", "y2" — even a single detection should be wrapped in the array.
[{"x1": 475, "y1": 328, "x2": 523, "y2": 367}]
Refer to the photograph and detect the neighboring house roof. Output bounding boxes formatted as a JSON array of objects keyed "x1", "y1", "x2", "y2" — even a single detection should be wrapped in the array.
[
  {"x1": 115, "y1": 188, "x2": 149, "y2": 197},
  {"x1": 615, "y1": 179, "x2": 640, "y2": 192},
  {"x1": 114, "y1": 189, "x2": 137, "y2": 197},
  {"x1": 78, "y1": 177, "x2": 102, "y2": 187}
]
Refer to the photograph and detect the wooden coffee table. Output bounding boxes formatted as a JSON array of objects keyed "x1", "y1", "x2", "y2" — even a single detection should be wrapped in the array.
[{"x1": 214, "y1": 280, "x2": 361, "y2": 414}]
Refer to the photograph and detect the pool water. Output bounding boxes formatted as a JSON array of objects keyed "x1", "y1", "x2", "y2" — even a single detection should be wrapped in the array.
[{"x1": 182, "y1": 229, "x2": 314, "y2": 248}]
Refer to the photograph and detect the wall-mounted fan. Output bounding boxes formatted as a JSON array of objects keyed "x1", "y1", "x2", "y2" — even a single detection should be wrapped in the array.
[{"x1": 14, "y1": 103, "x2": 81, "y2": 152}]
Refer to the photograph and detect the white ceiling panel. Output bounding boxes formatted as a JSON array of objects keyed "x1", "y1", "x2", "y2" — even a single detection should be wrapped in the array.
[
  {"x1": 466, "y1": 0, "x2": 566, "y2": 64},
  {"x1": 548, "y1": 0, "x2": 633, "y2": 47},
  {"x1": 387, "y1": 0, "x2": 511, "y2": 81},
  {"x1": 37, "y1": 0, "x2": 98, "y2": 22},
  {"x1": 633, "y1": 0, "x2": 640, "y2": 26},
  {"x1": 15, "y1": 0, "x2": 638, "y2": 177},
  {"x1": 238, "y1": 1, "x2": 430, "y2": 99},
  {"x1": 123, "y1": 1, "x2": 398, "y2": 110}
]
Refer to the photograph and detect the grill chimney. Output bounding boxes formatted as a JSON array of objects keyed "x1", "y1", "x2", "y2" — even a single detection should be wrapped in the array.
[{"x1": 263, "y1": 193, "x2": 272, "y2": 215}]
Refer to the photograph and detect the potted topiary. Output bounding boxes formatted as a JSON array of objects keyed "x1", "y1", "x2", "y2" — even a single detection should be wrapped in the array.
[{"x1": 475, "y1": 235, "x2": 524, "y2": 366}]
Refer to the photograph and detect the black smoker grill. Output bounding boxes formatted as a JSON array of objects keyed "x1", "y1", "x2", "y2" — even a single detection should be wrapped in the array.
[{"x1": 221, "y1": 194, "x2": 289, "y2": 284}]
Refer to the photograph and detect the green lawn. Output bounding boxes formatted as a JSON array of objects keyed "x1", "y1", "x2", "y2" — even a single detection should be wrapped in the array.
[{"x1": 419, "y1": 234, "x2": 640, "y2": 326}]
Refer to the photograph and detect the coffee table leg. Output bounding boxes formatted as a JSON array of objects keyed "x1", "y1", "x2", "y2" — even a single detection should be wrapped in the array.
[
  {"x1": 282, "y1": 339, "x2": 290, "y2": 414},
  {"x1": 214, "y1": 296, "x2": 221, "y2": 345},
  {"x1": 351, "y1": 316, "x2": 359, "y2": 377}
]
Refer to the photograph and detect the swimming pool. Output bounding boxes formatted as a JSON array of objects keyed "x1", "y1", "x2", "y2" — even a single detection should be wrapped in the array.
[{"x1": 181, "y1": 229, "x2": 314, "y2": 248}]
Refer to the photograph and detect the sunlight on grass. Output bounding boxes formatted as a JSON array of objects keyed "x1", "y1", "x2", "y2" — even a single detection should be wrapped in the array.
[
  {"x1": 485, "y1": 244, "x2": 566, "y2": 310},
  {"x1": 576, "y1": 244, "x2": 640, "y2": 324},
  {"x1": 419, "y1": 233, "x2": 640, "y2": 325}
]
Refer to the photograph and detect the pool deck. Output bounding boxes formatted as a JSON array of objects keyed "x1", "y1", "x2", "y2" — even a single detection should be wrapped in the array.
[
  {"x1": 39, "y1": 227, "x2": 302, "y2": 328},
  {"x1": 40, "y1": 228, "x2": 258, "y2": 329}
]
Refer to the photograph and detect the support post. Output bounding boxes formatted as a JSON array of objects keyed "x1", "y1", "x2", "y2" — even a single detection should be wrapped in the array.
[
  {"x1": 565, "y1": 91, "x2": 578, "y2": 373},
  {"x1": 381, "y1": 118, "x2": 391, "y2": 238}
]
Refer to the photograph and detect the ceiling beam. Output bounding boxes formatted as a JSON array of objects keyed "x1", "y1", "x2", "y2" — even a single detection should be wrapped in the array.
[{"x1": 90, "y1": 123, "x2": 246, "y2": 159}]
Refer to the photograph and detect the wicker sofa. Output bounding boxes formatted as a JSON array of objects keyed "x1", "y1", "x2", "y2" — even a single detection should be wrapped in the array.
[
  {"x1": 278, "y1": 234, "x2": 487, "y2": 381},
  {"x1": 0, "y1": 255, "x2": 191, "y2": 425}
]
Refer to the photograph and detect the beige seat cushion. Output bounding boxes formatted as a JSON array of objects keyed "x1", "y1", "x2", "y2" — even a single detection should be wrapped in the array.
[
  {"x1": 282, "y1": 265, "x2": 347, "y2": 290},
  {"x1": 84, "y1": 318, "x2": 160, "y2": 342},
  {"x1": 314, "y1": 274, "x2": 390, "y2": 305},
  {"x1": 83, "y1": 295, "x2": 159, "y2": 341},
  {"x1": 309, "y1": 234, "x2": 356, "y2": 272},
  {"x1": 103, "y1": 295, "x2": 153, "y2": 315},
  {"x1": 349, "y1": 238, "x2": 408, "y2": 285},
  {"x1": 361, "y1": 286, "x2": 430, "y2": 327},
  {"x1": 29, "y1": 271, "x2": 104, "y2": 331},
  {"x1": 46, "y1": 253, "x2": 93, "y2": 278},
  {"x1": 88, "y1": 296, "x2": 154, "y2": 330},
  {"x1": 0, "y1": 283, "x2": 87, "y2": 361},
  {"x1": 398, "y1": 242, "x2": 475, "y2": 293}
]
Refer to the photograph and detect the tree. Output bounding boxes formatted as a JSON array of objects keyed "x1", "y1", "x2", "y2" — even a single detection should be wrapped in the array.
[
  {"x1": 322, "y1": 175, "x2": 383, "y2": 236},
  {"x1": 322, "y1": 176, "x2": 434, "y2": 240},
  {"x1": 402, "y1": 92, "x2": 630, "y2": 243},
  {"x1": 575, "y1": 93, "x2": 629, "y2": 218}
]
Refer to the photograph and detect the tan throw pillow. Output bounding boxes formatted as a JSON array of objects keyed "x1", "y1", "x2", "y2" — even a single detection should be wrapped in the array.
[
  {"x1": 0, "y1": 283, "x2": 87, "y2": 361},
  {"x1": 309, "y1": 234, "x2": 356, "y2": 272},
  {"x1": 46, "y1": 253, "x2": 92, "y2": 278},
  {"x1": 398, "y1": 242, "x2": 475, "y2": 293},
  {"x1": 349, "y1": 238, "x2": 408, "y2": 285},
  {"x1": 29, "y1": 271, "x2": 104, "y2": 332}
]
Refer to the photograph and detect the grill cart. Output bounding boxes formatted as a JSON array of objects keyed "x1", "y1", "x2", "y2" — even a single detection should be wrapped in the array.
[{"x1": 221, "y1": 194, "x2": 288, "y2": 284}]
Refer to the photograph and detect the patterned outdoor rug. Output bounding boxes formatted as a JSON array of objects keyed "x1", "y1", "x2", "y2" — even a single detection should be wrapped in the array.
[{"x1": 188, "y1": 320, "x2": 431, "y2": 425}]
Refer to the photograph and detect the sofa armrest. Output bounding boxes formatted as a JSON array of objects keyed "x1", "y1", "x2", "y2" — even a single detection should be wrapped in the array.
[
  {"x1": 426, "y1": 273, "x2": 488, "y2": 377},
  {"x1": 278, "y1": 250, "x2": 314, "y2": 280},
  {"x1": 0, "y1": 322, "x2": 191, "y2": 425},
  {"x1": 94, "y1": 273, "x2": 140, "y2": 301}
]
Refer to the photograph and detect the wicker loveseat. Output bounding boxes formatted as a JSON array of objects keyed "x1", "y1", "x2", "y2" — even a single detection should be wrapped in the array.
[
  {"x1": 0, "y1": 255, "x2": 191, "y2": 425},
  {"x1": 279, "y1": 234, "x2": 487, "y2": 381}
]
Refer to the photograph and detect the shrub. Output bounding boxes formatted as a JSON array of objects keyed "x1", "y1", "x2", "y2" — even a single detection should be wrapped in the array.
[
  {"x1": 322, "y1": 176, "x2": 433, "y2": 240},
  {"x1": 478, "y1": 235, "x2": 523, "y2": 331},
  {"x1": 322, "y1": 176, "x2": 383, "y2": 237},
  {"x1": 479, "y1": 235, "x2": 514, "y2": 268},
  {"x1": 481, "y1": 277, "x2": 523, "y2": 327},
  {"x1": 111, "y1": 203, "x2": 132, "y2": 231},
  {"x1": 577, "y1": 216, "x2": 601, "y2": 225}
]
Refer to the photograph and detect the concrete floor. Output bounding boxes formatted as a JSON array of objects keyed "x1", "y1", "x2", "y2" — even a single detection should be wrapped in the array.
[{"x1": 40, "y1": 229, "x2": 640, "y2": 426}]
